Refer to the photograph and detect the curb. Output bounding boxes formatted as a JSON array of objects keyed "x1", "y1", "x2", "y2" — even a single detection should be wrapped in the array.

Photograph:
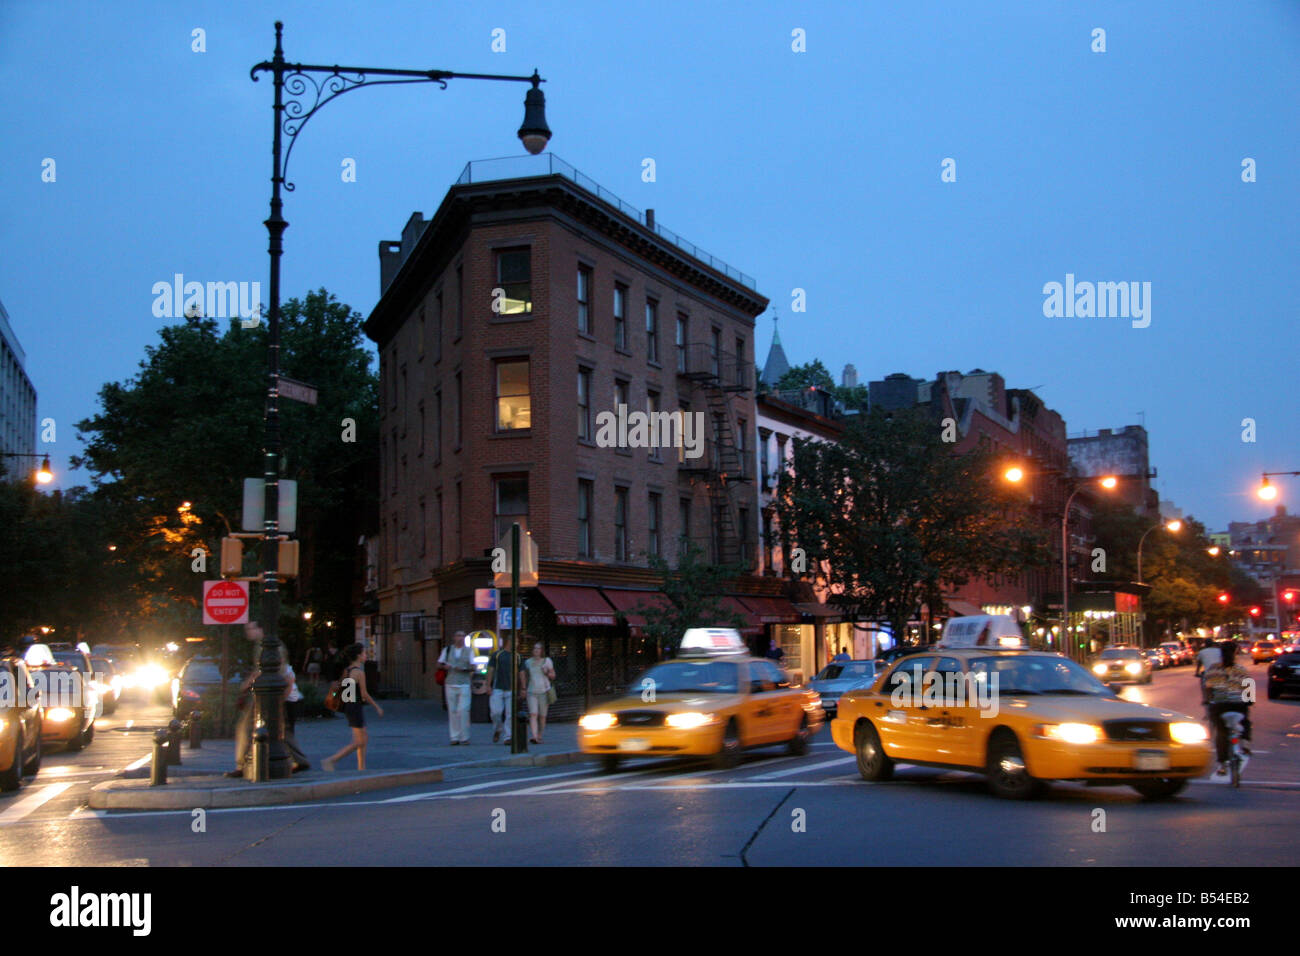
[{"x1": 89, "y1": 750, "x2": 591, "y2": 811}]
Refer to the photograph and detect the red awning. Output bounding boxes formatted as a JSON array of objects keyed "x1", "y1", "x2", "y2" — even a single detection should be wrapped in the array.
[
  {"x1": 738, "y1": 595, "x2": 801, "y2": 624},
  {"x1": 537, "y1": 585, "x2": 618, "y2": 627},
  {"x1": 600, "y1": 589, "x2": 671, "y2": 629},
  {"x1": 794, "y1": 601, "x2": 842, "y2": 619},
  {"x1": 718, "y1": 596, "x2": 762, "y2": 635}
]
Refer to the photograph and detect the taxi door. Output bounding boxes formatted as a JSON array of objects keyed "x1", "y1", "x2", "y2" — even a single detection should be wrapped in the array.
[
  {"x1": 928, "y1": 656, "x2": 981, "y2": 767},
  {"x1": 741, "y1": 661, "x2": 782, "y2": 744},
  {"x1": 875, "y1": 656, "x2": 937, "y2": 761},
  {"x1": 759, "y1": 660, "x2": 803, "y2": 740}
]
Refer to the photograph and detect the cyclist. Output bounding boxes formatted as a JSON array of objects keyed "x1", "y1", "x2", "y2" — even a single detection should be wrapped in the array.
[
  {"x1": 1202, "y1": 640, "x2": 1253, "y2": 777},
  {"x1": 1194, "y1": 639, "x2": 1221, "y2": 678}
]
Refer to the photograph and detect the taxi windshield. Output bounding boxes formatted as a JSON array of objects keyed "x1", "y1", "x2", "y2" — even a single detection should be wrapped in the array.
[
  {"x1": 815, "y1": 662, "x2": 876, "y2": 681},
  {"x1": 631, "y1": 660, "x2": 739, "y2": 694},
  {"x1": 970, "y1": 656, "x2": 1111, "y2": 696}
]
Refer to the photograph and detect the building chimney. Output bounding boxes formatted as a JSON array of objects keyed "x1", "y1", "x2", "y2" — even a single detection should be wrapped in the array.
[
  {"x1": 842, "y1": 363, "x2": 858, "y2": 388},
  {"x1": 645, "y1": 208, "x2": 655, "y2": 229}
]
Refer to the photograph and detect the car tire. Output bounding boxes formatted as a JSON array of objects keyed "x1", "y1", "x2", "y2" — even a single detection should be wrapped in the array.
[
  {"x1": 1142, "y1": 674, "x2": 1152, "y2": 685},
  {"x1": 600, "y1": 755, "x2": 621, "y2": 774},
  {"x1": 713, "y1": 720, "x2": 742, "y2": 770},
  {"x1": 985, "y1": 731, "x2": 1045, "y2": 800},
  {"x1": 786, "y1": 714, "x2": 811, "y2": 756},
  {"x1": 83, "y1": 723, "x2": 94, "y2": 747},
  {"x1": 1130, "y1": 778, "x2": 1188, "y2": 800},
  {"x1": 855, "y1": 721, "x2": 893, "y2": 782},
  {"x1": 0, "y1": 733, "x2": 23, "y2": 791},
  {"x1": 22, "y1": 734, "x2": 41, "y2": 777}
]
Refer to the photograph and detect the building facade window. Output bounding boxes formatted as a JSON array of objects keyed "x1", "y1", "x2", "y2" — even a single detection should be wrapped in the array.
[
  {"x1": 494, "y1": 474, "x2": 529, "y2": 543},
  {"x1": 614, "y1": 485, "x2": 629, "y2": 562},
  {"x1": 647, "y1": 390, "x2": 661, "y2": 461},
  {"x1": 645, "y1": 298, "x2": 659, "y2": 364},
  {"x1": 577, "y1": 265, "x2": 592, "y2": 335},
  {"x1": 758, "y1": 427, "x2": 771, "y2": 485},
  {"x1": 648, "y1": 492, "x2": 661, "y2": 558},
  {"x1": 419, "y1": 498, "x2": 427, "y2": 556},
  {"x1": 435, "y1": 490, "x2": 443, "y2": 566},
  {"x1": 735, "y1": 336, "x2": 745, "y2": 386},
  {"x1": 578, "y1": 368, "x2": 592, "y2": 440},
  {"x1": 432, "y1": 290, "x2": 443, "y2": 362},
  {"x1": 454, "y1": 372, "x2": 463, "y2": 449},
  {"x1": 710, "y1": 327, "x2": 721, "y2": 378},
  {"x1": 418, "y1": 402, "x2": 425, "y2": 457},
  {"x1": 679, "y1": 497, "x2": 692, "y2": 549},
  {"x1": 614, "y1": 283, "x2": 628, "y2": 350},
  {"x1": 737, "y1": 506, "x2": 750, "y2": 565},
  {"x1": 433, "y1": 389, "x2": 442, "y2": 463},
  {"x1": 455, "y1": 265, "x2": 463, "y2": 339},
  {"x1": 736, "y1": 416, "x2": 747, "y2": 476},
  {"x1": 676, "y1": 314, "x2": 688, "y2": 372},
  {"x1": 495, "y1": 358, "x2": 531, "y2": 431},
  {"x1": 577, "y1": 480, "x2": 593, "y2": 558},
  {"x1": 496, "y1": 248, "x2": 532, "y2": 315}
]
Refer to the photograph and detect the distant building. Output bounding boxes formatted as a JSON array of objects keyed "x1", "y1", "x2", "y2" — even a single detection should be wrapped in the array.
[
  {"x1": 841, "y1": 363, "x2": 858, "y2": 388},
  {"x1": 1226, "y1": 505, "x2": 1300, "y2": 631},
  {"x1": 0, "y1": 298, "x2": 37, "y2": 481},
  {"x1": 1067, "y1": 425, "x2": 1158, "y2": 518}
]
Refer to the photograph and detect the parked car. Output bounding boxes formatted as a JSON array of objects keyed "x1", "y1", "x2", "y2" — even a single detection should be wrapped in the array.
[
  {"x1": 810, "y1": 660, "x2": 880, "y2": 721},
  {"x1": 1251, "y1": 640, "x2": 1281, "y2": 664},
  {"x1": 0, "y1": 656, "x2": 43, "y2": 791},
  {"x1": 1089, "y1": 646, "x2": 1153, "y2": 684},
  {"x1": 1158, "y1": 642, "x2": 1188, "y2": 666},
  {"x1": 875, "y1": 644, "x2": 934, "y2": 666},
  {"x1": 1144, "y1": 648, "x2": 1165, "y2": 671},
  {"x1": 171, "y1": 658, "x2": 239, "y2": 723},
  {"x1": 1267, "y1": 649, "x2": 1300, "y2": 700},
  {"x1": 90, "y1": 657, "x2": 121, "y2": 715}
]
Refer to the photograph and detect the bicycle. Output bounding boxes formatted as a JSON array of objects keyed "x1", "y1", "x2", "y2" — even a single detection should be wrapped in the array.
[{"x1": 1213, "y1": 710, "x2": 1249, "y2": 788}]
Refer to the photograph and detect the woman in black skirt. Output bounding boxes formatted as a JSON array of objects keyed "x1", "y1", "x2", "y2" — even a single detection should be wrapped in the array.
[{"x1": 322, "y1": 643, "x2": 383, "y2": 771}]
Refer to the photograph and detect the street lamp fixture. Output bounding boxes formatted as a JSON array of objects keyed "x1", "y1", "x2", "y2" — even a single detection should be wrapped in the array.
[
  {"x1": 1207, "y1": 546, "x2": 1220, "y2": 556},
  {"x1": 245, "y1": 22, "x2": 551, "y2": 779},
  {"x1": 2, "y1": 452, "x2": 54, "y2": 484},
  {"x1": 1258, "y1": 471, "x2": 1300, "y2": 502}
]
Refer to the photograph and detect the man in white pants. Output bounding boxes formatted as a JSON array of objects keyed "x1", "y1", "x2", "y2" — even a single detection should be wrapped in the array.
[{"x1": 439, "y1": 631, "x2": 475, "y2": 744}]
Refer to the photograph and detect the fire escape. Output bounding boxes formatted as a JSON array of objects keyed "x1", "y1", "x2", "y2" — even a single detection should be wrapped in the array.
[{"x1": 678, "y1": 341, "x2": 753, "y2": 565}]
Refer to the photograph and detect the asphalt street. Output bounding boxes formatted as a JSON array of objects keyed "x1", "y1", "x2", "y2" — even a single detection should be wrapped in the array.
[{"x1": 2, "y1": 663, "x2": 1297, "y2": 866}]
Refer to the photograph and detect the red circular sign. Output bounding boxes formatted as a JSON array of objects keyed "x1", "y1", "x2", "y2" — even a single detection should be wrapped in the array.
[{"x1": 204, "y1": 580, "x2": 249, "y2": 624}]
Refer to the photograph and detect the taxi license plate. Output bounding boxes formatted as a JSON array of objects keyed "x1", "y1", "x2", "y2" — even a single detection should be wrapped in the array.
[
  {"x1": 1134, "y1": 749, "x2": 1170, "y2": 771},
  {"x1": 618, "y1": 738, "x2": 651, "y2": 752}
]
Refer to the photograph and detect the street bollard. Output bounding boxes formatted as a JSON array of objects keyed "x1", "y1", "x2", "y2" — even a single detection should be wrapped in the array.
[
  {"x1": 188, "y1": 710, "x2": 202, "y2": 749},
  {"x1": 166, "y1": 718, "x2": 183, "y2": 766},
  {"x1": 150, "y1": 729, "x2": 168, "y2": 786},
  {"x1": 251, "y1": 725, "x2": 269, "y2": 782}
]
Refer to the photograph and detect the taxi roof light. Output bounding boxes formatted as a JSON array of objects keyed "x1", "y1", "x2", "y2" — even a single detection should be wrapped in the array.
[
  {"x1": 938, "y1": 615, "x2": 1026, "y2": 650},
  {"x1": 679, "y1": 628, "x2": 747, "y2": 656}
]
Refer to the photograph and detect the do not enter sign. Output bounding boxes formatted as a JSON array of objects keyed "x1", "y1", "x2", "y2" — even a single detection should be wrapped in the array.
[{"x1": 203, "y1": 579, "x2": 250, "y2": 625}]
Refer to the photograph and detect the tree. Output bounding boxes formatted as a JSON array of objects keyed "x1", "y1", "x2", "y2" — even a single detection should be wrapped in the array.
[
  {"x1": 775, "y1": 360, "x2": 834, "y2": 391},
  {"x1": 71, "y1": 289, "x2": 377, "y2": 651},
  {"x1": 772, "y1": 406, "x2": 1048, "y2": 640},
  {"x1": 631, "y1": 540, "x2": 748, "y2": 655}
]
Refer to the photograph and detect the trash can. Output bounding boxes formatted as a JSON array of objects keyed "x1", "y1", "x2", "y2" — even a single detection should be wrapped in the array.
[{"x1": 471, "y1": 678, "x2": 491, "y2": 723}]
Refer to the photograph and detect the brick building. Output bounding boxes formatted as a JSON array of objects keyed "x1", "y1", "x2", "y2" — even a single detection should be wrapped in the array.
[
  {"x1": 1067, "y1": 425, "x2": 1159, "y2": 519},
  {"x1": 362, "y1": 154, "x2": 773, "y2": 710}
]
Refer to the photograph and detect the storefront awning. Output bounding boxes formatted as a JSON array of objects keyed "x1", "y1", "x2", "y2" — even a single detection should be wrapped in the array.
[
  {"x1": 600, "y1": 589, "x2": 671, "y2": 629},
  {"x1": 537, "y1": 585, "x2": 618, "y2": 626},
  {"x1": 719, "y1": 596, "x2": 762, "y2": 635},
  {"x1": 739, "y1": 595, "x2": 801, "y2": 624},
  {"x1": 795, "y1": 601, "x2": 842, "y2": 619}
]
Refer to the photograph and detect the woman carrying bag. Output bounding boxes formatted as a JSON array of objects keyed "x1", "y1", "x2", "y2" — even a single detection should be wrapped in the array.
[{"x1": 523, "y1": 642, "x2": 557, "y2": 744}]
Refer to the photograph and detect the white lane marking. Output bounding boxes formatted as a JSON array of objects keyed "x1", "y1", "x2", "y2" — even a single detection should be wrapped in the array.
[
  {"x1": 381, "y1": 766, "x2": 597, "y2": 802},
  {"x1": 0, "y1": 783, "x2": 74, "y2": 824},
  {"x1": 124, "y1": 754, "x2": 151, "y2": 772},
  {"x1": 749, "y1": 756, "x2": 852, "y2": 779}
]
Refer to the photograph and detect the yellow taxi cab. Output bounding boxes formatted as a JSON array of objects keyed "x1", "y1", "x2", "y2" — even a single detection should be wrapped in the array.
[
  {"x1": 579, "y1": 628, "x2": 825, "y2": 773},
  {"x1": 832, "y1": 615, "x2": 1213, "y2": 800}
]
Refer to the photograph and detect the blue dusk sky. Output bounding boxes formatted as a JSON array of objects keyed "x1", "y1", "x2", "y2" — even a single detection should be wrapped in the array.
[{"x1": 1, "y1": 0, "x2": 1297, "y2": 532}]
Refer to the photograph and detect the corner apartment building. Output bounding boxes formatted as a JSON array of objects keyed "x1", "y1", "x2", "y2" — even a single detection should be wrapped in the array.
[
  {"x1": 0, "y1": 298, "x2": 38, "y2": 480},
  {"x1": 363, "y1": 154, "x2": 772, "y2": 708}
]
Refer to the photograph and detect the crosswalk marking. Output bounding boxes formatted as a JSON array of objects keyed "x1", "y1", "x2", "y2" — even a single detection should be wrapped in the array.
[
  {"x1": 749, "y1": 756, "x2": 852, "y2": 780},
  {"x1": 0, "y1": 782, "x2": 73, "y2": 825}
]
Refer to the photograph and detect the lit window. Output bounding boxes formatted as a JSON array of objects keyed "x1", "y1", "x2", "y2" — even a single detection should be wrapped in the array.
[{"x1": 495, "y1": 359, "x2": 531, "y2": 431}]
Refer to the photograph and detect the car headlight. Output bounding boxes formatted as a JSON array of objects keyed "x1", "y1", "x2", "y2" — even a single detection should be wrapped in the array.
[
  {"x1": 665, "y1": 712, "x2": 715, "y2": 729},
  {"x1": 1092, "y1": 664, "x2": 1107, "y2": 675},
  {"x1": 1037, "y1": 722, "x2": 1101, "y2": 744},
  {"x1": 1169, "y1": 722, "x2": 1208, "y2": 744},
  {"x1": 46, "y1": 708, "x2": 76, "y2": 722},
  {"x1": 579, "y1": 713, "x2": 617, "y2": 730},
  {"x1": 1124, "y1": 662, "x2": 1142, "y2": 674}
]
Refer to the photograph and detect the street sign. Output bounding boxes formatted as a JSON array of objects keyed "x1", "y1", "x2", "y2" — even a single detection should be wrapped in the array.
[
  {"x1": 493, "y1": 526, "x2": 539, "y2": 589},
  {"x1": 498, "y1": 607, "x2": 521, "y2": 630},
  {"x1": 278, "y1": 376, "x2": 318, "y2": 406},
  {"x1": 475, "y1": 588, "x2": 499, "y2": 611},
  {"x1": 241, "y1": 477, "x2": 298, "y2": 533},
  {"x1": 203, "y1": 579, "x2": 250, "y2": 625}
]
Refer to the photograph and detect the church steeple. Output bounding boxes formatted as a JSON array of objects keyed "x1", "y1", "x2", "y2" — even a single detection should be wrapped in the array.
[{"x1": 760, "y1": 310, "x2": 791, "y2": 387}]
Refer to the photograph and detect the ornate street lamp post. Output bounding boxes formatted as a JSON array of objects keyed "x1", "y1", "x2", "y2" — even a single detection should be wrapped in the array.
[{"x1": 248, "y1": 21, "x2": 549, "y2": 778}]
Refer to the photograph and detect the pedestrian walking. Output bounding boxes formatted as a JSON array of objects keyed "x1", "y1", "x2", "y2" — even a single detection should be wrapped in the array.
[
  {"x1": 304, "y1": 645, "x2": 323, "y2": 683},
  {"x1": 282, "y1": 658, "x2": 310, "y2": 773},
  {"x1": 832, "y1": 646, "x2": 850, "y2": 662},
  {"x1": 439, "y1": 631, "x2": 475, "y2": 745},
  {"x1": 523, "y1": 642, "x2": 556, "y2": 744},
  {"x1": 487, "y1": 634, "x2": 520, "y2": 744},
  {"x1": 322, "y1": 643, "x2": 383, "y2": 771},
  {"x1": 228, "y1": 622, "x2": 265, "y2": 778},
  {"x1": 322, "y1": 641, "x2": 341, "y2": 682},
  {"x1": 765, "y1": 638, "x2": 785, "y2": 663}
]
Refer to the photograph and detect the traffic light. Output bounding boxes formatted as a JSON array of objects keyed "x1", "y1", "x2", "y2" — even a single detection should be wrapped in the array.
[
  {"x1": 220, "y1": 537, "x2": 243, "y2": 577},
  {"x1": 1249, "y1": 606, "x2": 1261, "y2": 617},
  {"x1": 1217, "y1": 593, "x2": 1230, "y2": 604},
  {"x1": 1284, "y1": 590, "x2": 1296, "y2": 603}
]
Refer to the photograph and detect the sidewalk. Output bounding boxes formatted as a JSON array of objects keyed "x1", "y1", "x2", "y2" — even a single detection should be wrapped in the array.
[{"x1": 90, "y1": 698, "x2": 586, "y2": 810}]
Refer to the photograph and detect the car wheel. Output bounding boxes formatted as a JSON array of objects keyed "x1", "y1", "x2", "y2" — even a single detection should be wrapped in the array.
[
  {"x1": 22, "y1": 734, "x2": 41, "y2": 777},
  {"x1": 855, "y1": 721, "x2": 893, "y2": 782},
  {"x1": 786, "y1": 714, "x2": 811, "y2": 756},
  {"x1": 1130, "y1": 778, "x2": 1188, "y2": 800},
  {"x1": 713, "y1": 720, "x2": 741, "y2": 770},
  {"x1": 65, "y1": 728, "x2": 84, "y2": 752},
  {"x1": 985, "y1": 731, "x2": 1045, "y2": 800},
  {"x1": 82, "y1": 722, "x2": 94, "y2": 747},
  {"x1": 599, "y1": 755, "x2": 621, "y2": 774},
  {"x1": 0, "y1": 733, "x2": 23, "y2": 791}
]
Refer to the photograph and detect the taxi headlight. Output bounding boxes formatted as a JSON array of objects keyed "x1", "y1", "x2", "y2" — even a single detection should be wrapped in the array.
[
  {"x1": 665, "y1": 712, "x2": 715, "y2": 729},
  {"x1": 1124, "y1": 662, "x2": 1142, "y2": 674},
  {"x1": 1037, "y1": 722, "x2": 1101, "y2": 744},
  {"x1": 1092, "y1": 664, "x2": 1107, "y2": 675},
  {"x1": 579, "y1": 713, "x2": 617, "y2": 731},
  {"x1": 1169, "y1": 722, "x2": 1209, "y2": 744},
  {"x1": 46, "y1": 708, "x2": 76, "y2": 723}
]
